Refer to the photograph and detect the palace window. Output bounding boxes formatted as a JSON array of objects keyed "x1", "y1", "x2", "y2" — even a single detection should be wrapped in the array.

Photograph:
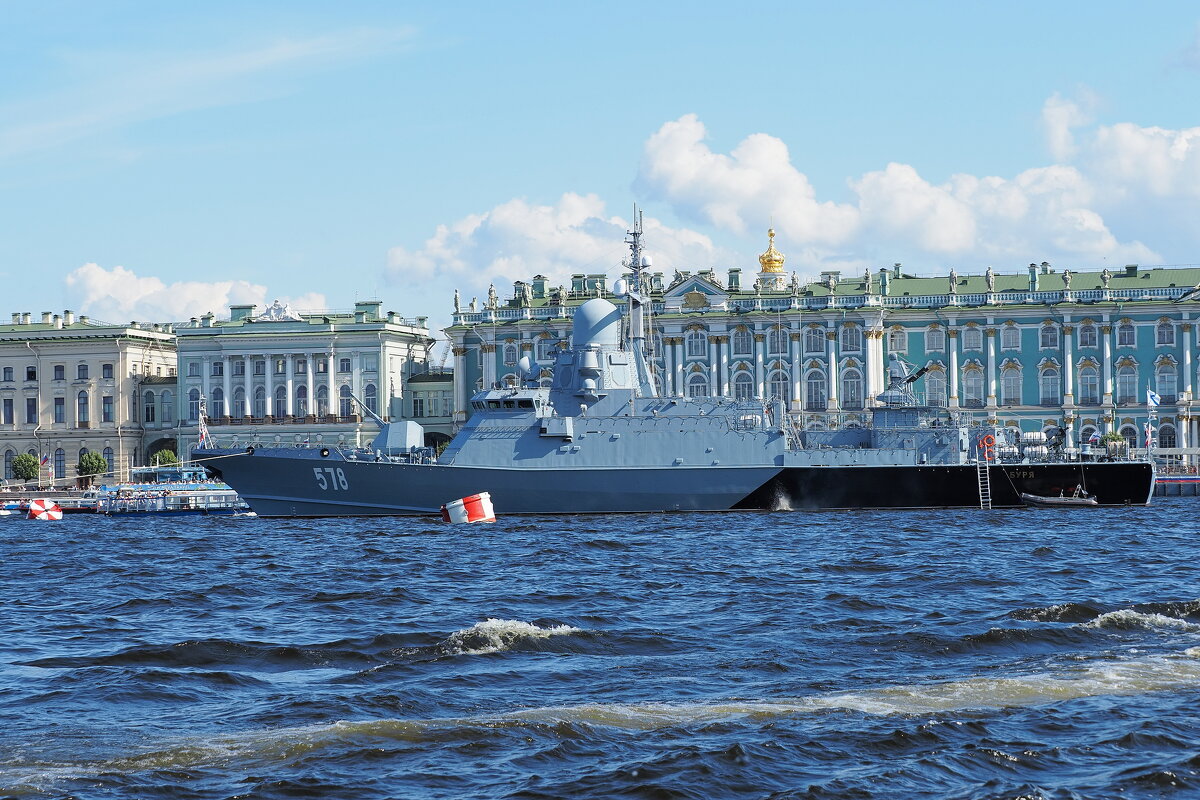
[
  {"x1": 961, "y1": 327, "x2": 982, "y2": 351},
  {"x1": 102, "y1": 363, "x2": 113, "y2": 379},
  {"x1": 685, "y1": 330, "x2": 707, "y2": 358},
  {"x1": 888, "y1": 328, "x2": 907, "y2": 353},
  {"x1": 1156, "y1": 364, "x2": 1178, "y2": 402},
  {"x1": 767, "y1": 370, "x2": 791, "y2": 402},
  {"x1": 1079, "y1": 367, "x2": 1100, "y2": 405},
  {"x1": 1001, "y1": 369, "x2": 1022, "y2": 406},
  {"x1": 925, "y1": 328, "x2": 944, "y2": 352},
  {"x1": 187, "y1": 361, "x2": 200, "y2": 377},
  {"x1": 232, "y1": 360, "x2": 246, "y2": 377},
  {"x1": 1, "y1": 367, "x2": 10, "y2": 382},
  {"x1": 962, "y1": 370, "x2": 984, "y2": 408},
  {"x1": 77, "y1": 391, "x2": 88, "y2": 424},
  {"x1": 1001, "y1": 326, "x2": 1020, "y2": 350},
  {"x1": 1040, "y1": 325, "x2": 1059, "y2": 349},
  {"x1": 364, "y1": 383, "x2": 378, "y2": 415},
  {"x1": 840, "y1": 326, "x2": 862, "y2": 353},
  {"x1": 1157, "y1": 322, "x2": 1175, "y2": 345},
  {"x1": 1039, "y1": 368, "x2": 1061, "y2": 406},
  {"x1": 925, "y1": 371, "x2": 947, "y2": 407},
  {"x1": 210, "y1": 388, "x2": 225, "y2": 419},
  {"x1": 77, "y1": 365, "x2": 88, "y2": 380},
  {"x1": 804, "y1": 370, "x2": 827, "y2": 411},
  {"x1": 1159, "y1": 424, "x2": 1178, "y2": 449},
  {"x1": 144, "y1": 391, "x2": 156, "y2": 423},
  {"x1": 1117, "y1": 323, "x2": 1135, "y2": 347},
  {"x1": 733, "y1": 371, "x2": 754, "y2": 400},
  {"x1": 102, "y1": 395, "x2": 113, "y2": 423},
  {"x1": 253, "y1": 387, "x2": 266, "y2": 418},
  {"x1": 686, "y1": 372, "x2": 708, "y2": 397},
  {"x1": 805, "y1": 328, "x2": 825, "y2": 354},
  {"x1": 339, "y1": 385, "x2": 353, "y2": 417},
  {"x1": 54, "y1": 396, "x2": 65, "y2": 423},
  {"x1": 1, "y1": 399, "x2": 11, "y2": 425},
  {"x1": 841, "y1": 369, "x2": 863, "y2": 410},
  {"x1": 339, "y1": 358, "x2": 352, "y2": 373},
  {"x1": 503, "y1": 343, "x2": 518, "y2": 365},
  {"x1": 232, "y1": 387, "x2": 246, "y2": 418},
  {"x1": 1116, "y1": 366, "x2": 1137, "y2": 403},
  {"x1": 768, "y1": 328, "x2": 787, "y2": 355},
  {"x1": 53, "y1": 365, "x2": 64, "y2": 381},
  {"x1": 536, "y1": 338, "x2": 556, "y2": 361},
  {"x1": 1078, "y1": 325, "x2": 1097, "y2": 348},
  {"x1": 732, "y1": 328, "x2": 752, "y2": 356},
  {"x1": 211, "y1": 361, "x2": 224, "y2": 377}
]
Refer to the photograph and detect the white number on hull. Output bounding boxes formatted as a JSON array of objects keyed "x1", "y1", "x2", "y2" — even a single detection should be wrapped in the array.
[{"x1": 313, "y1": 466, "x2": 349, "y2": 491}]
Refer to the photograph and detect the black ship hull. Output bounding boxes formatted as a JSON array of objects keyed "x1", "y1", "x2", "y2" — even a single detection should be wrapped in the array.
[{"x1": 736, "y1": 461, "x2": 1155, "y2": 510}]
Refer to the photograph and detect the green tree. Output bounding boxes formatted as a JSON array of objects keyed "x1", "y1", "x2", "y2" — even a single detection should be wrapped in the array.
[
  {"x1": 151, "y1": 449, "x2": 180, "y2": 466},
  {"x1": 11, "y1": 453, "x2": 39, "y2": 482},
  {"x1": 77, "y1": 451, "x2": 108, "y2": 486}
]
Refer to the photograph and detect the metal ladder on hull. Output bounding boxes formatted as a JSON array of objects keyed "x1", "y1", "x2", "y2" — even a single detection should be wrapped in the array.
[{"x1": 976, "y1": 458, "x2": 992, "y2": 509}]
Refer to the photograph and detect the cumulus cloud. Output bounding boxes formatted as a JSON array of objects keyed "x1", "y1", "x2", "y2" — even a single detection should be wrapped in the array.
[
  {"x1": 634, "y1": 113, "x2": 1158, "y2": 269},
  {"x1": 386, "y1": 192, "x2": 733, "y2": 307},
  {"x1": 636, "y1": 113, "x2": 859, "y2": 243},
  {"x1": 63, "y1": 262, "x2": 327, "y2": 323}
]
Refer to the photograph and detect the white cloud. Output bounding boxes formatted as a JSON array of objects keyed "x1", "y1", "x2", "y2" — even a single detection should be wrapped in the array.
[
  {"x1": 1088, "y1": 121, "x2": 1200, "y2": 198},
  {"x1": 63, "y1": 262, "x2": 327, "y2": 323},
  {"x1": 386, "y1": 193, "x2": 732, "y2": 310},
  {"x1": 1041, "y1": 92, "x2": 1094, "y2": 161},
  {"x1": 636, "y1": 113, "x2": 860, "y2": 244},
  {"x1": 634, "y1": 113, "x2": 1158, "y2": 269}
]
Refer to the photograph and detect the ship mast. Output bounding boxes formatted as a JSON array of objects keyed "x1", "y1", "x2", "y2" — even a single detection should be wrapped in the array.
[{"x1": 624, "y1": 207, "x2": 658, "y2": 398}]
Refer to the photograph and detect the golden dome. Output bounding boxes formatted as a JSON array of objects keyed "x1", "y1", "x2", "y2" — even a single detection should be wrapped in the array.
[{"x1": 758, "y1": 228, "x2": 785, "y2": 273}]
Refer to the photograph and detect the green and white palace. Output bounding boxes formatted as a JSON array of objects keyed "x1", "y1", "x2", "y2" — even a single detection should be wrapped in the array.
[{"x1": 447, "y1": 230, "x2": 1200, "y2": 455}]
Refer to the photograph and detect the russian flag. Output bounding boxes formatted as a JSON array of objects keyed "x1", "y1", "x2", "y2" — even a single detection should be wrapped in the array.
[{"x1": 39, "y1": 454, "x2": 48, "y2": 466}]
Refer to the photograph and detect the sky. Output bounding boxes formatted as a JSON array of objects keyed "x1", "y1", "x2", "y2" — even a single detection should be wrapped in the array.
[{"x1": 3, "y1": 1, "x2": 1200, "y2": 345}]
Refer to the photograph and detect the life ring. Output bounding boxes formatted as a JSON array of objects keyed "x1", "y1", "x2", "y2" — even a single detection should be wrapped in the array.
[
  {"x1": 981, "y1": 434, "x2": 996, "y2": 447},
  {"x1": 320, "y1": 448, "x2": 330, "y2": 458},
  {"x1": 983, "y1": 446, "x2": 995, "y2": 462},
  {"x1": 246, "y1": 446, "x2": 255, "y2": 455}
]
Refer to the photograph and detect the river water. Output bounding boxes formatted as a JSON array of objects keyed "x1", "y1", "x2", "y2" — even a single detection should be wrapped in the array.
[{"x1": 1, "y1": 500, "x2": 1198, "y2": 799}]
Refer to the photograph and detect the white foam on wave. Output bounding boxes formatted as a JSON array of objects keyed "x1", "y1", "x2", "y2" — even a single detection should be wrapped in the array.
[
  {"x1": 1082, "y1": 609, "x2": 1200, "y2": 633},
  {"x1": 7, "y1": 647, "x2": 1200, "y2": 791},
  {"x1": 442, "y1": 618, "x2": 582, "y2": 655}
]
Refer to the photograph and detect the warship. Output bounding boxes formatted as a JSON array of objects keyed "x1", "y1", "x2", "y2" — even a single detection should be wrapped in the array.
[{"x1": 196, "y1": 222, "x2": 1155, "y2": 516}]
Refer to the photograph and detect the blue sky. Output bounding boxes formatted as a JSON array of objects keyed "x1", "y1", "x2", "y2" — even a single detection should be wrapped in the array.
[{"x1": 3, "y1": 2, "x2": 1200, "y2": 337}]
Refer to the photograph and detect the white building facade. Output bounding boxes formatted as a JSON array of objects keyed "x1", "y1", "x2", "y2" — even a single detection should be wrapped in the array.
[{"x1": 0, "y1": 310, "x2": 177, "y2": 485}]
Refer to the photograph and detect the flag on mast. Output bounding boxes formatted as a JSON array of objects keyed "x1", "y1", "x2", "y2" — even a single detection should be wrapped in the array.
[{"x1": 1147, "y1": 387, "x2": 1161, "y2": 408}]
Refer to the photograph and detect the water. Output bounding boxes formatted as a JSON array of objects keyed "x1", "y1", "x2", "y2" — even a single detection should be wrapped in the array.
[{"x1": 2, "y1": 502, "x2": 1199, "y2": 799}]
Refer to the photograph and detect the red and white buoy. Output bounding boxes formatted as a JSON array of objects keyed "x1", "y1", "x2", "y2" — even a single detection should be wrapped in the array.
[
  {"x1": 440, "y1": 492, "x2": 496, "y2": 523},
  {"x1": 27, "y1": 499, "x2": 63, "y2": 521}
]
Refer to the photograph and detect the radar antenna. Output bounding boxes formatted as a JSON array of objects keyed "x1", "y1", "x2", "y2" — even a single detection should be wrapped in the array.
[{"x1": 623, "y1": 206, "x2": 659, "y2": 398}]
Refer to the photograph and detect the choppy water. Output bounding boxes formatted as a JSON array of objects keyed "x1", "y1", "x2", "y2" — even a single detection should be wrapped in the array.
[{"x1": 2, "y1": 501, "x2": 1199, "y2": 799}]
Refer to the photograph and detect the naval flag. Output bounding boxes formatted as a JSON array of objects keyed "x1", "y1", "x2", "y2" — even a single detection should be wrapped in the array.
[{"x1": 1147, "y1": 387, "x2": 1162, "y2": 408}]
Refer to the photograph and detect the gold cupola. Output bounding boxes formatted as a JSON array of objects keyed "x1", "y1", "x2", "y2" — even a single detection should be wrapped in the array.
[{"x1": 758, "y1": 228, "x2": 786, "y2": 274}]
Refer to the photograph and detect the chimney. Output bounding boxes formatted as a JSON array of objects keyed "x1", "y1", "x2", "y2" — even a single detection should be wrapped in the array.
[
  {"x1": 79, "y1": 315, "x2": 89, "y2": 325},
  {"x1": 879, "y1": 268, "x2": 890, "y2": 296},
  {"x1": 1028, "y1": 263, "x2": 1039, "y2": 292},
  {"x1": 727, "y1": 268, "x2": 741, "y2": 290},
  {"x1": 21, "y1": 313, "x2": 31, "y2": 325},
  {"x1": 1041, "y1": 261, "x2": 1051, "y2": 275},
  {"x1": 10, "y1": 313, "x2": 19, "y2": 324},
  {"x1": 64, "y1": 310, "x2": 74, "y2": 326},
  {"x1": 53, "y1": 314, "x2": 62, "y2": 329},
  {"x1": 41, "y1": 311, "x2": 52, "y2": 324}
]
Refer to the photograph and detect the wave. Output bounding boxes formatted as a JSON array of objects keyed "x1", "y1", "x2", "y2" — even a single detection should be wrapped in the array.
[
  {"x1": 7, "y1": 648, "x2": 1200, "y2": 788},
  {"x1": 439, "y1": 618, "x2": 582, "y2": 655},
  {"x1": 1083, "y1": 609, "x2": 1200, "y2": 633}
]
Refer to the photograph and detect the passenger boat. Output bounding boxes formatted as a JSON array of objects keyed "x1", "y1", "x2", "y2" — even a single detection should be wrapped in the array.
[{"x1": 196, "y1": 218, "x2": 1156, "y2": 517}]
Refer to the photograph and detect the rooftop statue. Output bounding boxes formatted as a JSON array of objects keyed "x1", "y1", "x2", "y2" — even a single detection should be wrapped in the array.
[{"x1": 255, "y1": 299, "x2": 303, "y2": 322}]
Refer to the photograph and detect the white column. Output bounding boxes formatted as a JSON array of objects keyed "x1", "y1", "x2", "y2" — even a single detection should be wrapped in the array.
[
  {"x1": 328, "y1": 348, "x2": 337, "y2": 419},
  {"x1": 305, "y1": 354, "x2": 315, "y2": 417},
  {"x1": 985, "y1": 329, "x2": 997, "y2": 408},
  {"x1": 1101, "y1": 325, "x2": 1113, "y2": 403},
  {"x1": 351, "y1": 351, "x2": 362, "y2": 407},
  {"x1": 201, "y1": 357, "x2": 210, "y2": 404},
  {"x1": 673, "y1": 338, "x2": 684, "y2": 398},
  {"x1": 285, "y1": 355, "x2": 294, "y2": 417},
  {"x1": 243, "y1": 355, "x2": 252, "y2": 417},
  {"x1": 1183, "y1": 324, "x2": 1193, "y2": 401},
  {"x1": 948, "y1": 330, "x2": 960, "y2": 408},
  {"x1": 754, "y1": 334, "x2": 765, "y2": 398},
  {"x1": 452, "y1": 347, "x2": 467, "y2": 418},
  {"x1": 222, "y1": 358, "x2": 232, "y2": 419},
  {"x1": 1062, "y1": 325, "x2": 1075, "y2": 406},
  {"x1": 718, "y1": 336, "x2": 730, "y2": 396},
  {"x1": 708, "y1": 336, "x2": 718, "y2": 396},
  {"x1": 482, "y1": 344, "x2": 496, "y2": 389},
  {"x1": 790, "y1": 333, "x2": 802, "y2": 410},
  {"x1": 264, "y1": 353, "x2": 274, "y2": 418},
  {"x1": 825, "y1": 326, "x2": 839, "y2": 411}
]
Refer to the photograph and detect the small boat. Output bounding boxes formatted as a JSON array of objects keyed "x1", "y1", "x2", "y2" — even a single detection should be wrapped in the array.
[{"x1": 1020, "y1": 487, "x2": 1099, "y2": 508}]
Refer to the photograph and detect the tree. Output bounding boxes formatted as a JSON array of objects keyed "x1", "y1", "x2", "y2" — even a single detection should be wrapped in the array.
[
  {"x1": 151, "y1": 449, "x2": 180, "y2": 466},
  {"x1": 77, "y1": 451, "x2": 108, "y2": 486},
  {"x1": 11, "y1": 453, "x2": 39, "y2": 483}
]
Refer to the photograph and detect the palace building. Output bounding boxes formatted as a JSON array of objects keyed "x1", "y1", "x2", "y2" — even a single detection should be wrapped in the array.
[
  {"x1": 446, "y1": 231, "x2": 1200, "y2": 453},
  {"x1": 0, "y1": 311, "x2": 177, "y2": 484}
]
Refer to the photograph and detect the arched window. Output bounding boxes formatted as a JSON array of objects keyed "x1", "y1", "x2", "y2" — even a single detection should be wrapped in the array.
[
  {"x1": 1117, "y1": 322, "x2": 1135, "y2": 347},
  {"x1": 232, "y1": 387, "x2": 246, "y2": 418},
  {"x1": 925, "y1": 328, "x2": 944, "y2": 351},
  {"x1": 364, "y1": 383, "x2": 378, "y2": 414},
  {"x1": 253, "y1": 386, "x2": 266, "y2": 418},
  {"x1": 3, "y1": 449, "x2": 12, "y2": 480},
  {"x1": 732, "y1": 328, "x2": 752, "y2": 356},
  {"x1": 767, "y1": 370, "x2": 790, "y2": 402},
  {"x1": 78, "y1": 447, "x2": 88, "y2": 466},
  {"x1": 77, "y1": 391, "x2": 89, "y2": 424},
  {"x1": 1001, "y1": 368, "x2": 1022, "y2": 406},
  {"x1": 1157, "y1": 364, "x2": 1178, "y2": 402},
  {"x1": 144, "y1": 390, "x2": 156, "y2": 423},
  {"x1": 1159, "y1": 424, "x2": 1177, "y2": 448},
  {"x1": 888, "y1": 328, "x2": 907, "y2": 353},
  {"x1": 187, "y1": 389, "x2": 200, "y2": 421},
  {"x1": 685, "y1": 329, "x2": 707, "y2": 358},
  {"x1": 1120, "y1": 425, "x2": 1138, "y2": 449},
  {"x1": 102, "y1": 447, "x2": 114, "y2": 474},
  {"x1": 502, "y1": 373, "x2": 518, "y2": 388},
  {"x1": 961, "y1": 327, "x2": 982, "y2": 351},
  {"x1": 339, "y1": 385, "x2": 353, "y2": 417},
  {"x1": 1079, "y1": 366, "x2": 1100, "y2": 405},
  {"x1": 805, "y1": 328, "x2": 825, "y2": 354},
  {"x1": 805, "y1": 370, "x2": 827, "y2": 411},
  {"x1": 686, "y1": 372, "x2": 708, "y2": 398},
  {"x1": 296, "y1": 385, "x2": 308, "y2": 417},
  {"x1": 54, "y1": 448, "x2": 65, "y2": 480},
  {"x1": 339, "y1": 357, "x2": 352, "y2": 373},
  {"x1": 159, "y1": 389, "x2": 173, "y2": 424},
  {"x1": 1157, "y1": 321, "x2": 1175, "y2": 345},
  {"x1": 925, "y1": 371, "x2": 946, "y2": 407},
  {"x1": 767, "y1": 327, "x2": 787, "y2": 355},
  {"x1": 840, "y1": 326, "x2": 862, "y2": 353},
  {"x1": 210, "y1": 388, "x2": 224, "y2": 419},
  {"x1": 269, "y1": 385, "x2": 284, "y2": 416},
  {"x1": 536, "y1": 337, "x2": 556, "y2": 361},
  {"x1": 841, "y1": 368, "x2": 863, "y2": 410},
  {"x1": 316, "y1": 386, "x2": 329, "y2": 417},
  {"x1": 1116, "y1": 366, "x2": 1137, "y2": 403},
  {"x1": 503, "y1": 343, "x2": 518, "y2": 365},
  {"x1": 1040, "y1": 325, "x2": 1059, "y2": 349},
  {"x1": 1079, "y1": 325, "x2": 1098, "y2": 348},
  {"x1": 733, "y1": 371, "x2": 754, "y2": 400},
  {"x1": 1039, "y1": 367, "x2": 1060, "y2": 405},
  {"x1": 1001, "y1": 326, "x2": 1020, "y2": 350},
  {"x1": 1080, "y1": 425, "x2": 1098, "y2": 446},
  {"x1": 962, "y1": 369, "x2": 984, "y2": 408}
]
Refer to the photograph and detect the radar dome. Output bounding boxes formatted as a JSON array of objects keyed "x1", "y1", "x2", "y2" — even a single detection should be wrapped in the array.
[{"x1": 572, "y1": 298, "x2": 622, "y2": 349}]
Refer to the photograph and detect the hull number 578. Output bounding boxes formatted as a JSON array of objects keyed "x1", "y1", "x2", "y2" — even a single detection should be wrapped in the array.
[{"x1": 314, "y1": 467, "x2": 349, "y2": 491}]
